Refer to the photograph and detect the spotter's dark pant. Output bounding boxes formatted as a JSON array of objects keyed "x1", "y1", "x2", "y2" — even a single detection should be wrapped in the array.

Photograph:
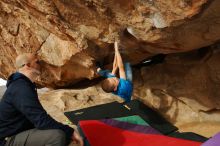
[{"x1": 5, "y1": 129, "x2": 66, "y2": 146}]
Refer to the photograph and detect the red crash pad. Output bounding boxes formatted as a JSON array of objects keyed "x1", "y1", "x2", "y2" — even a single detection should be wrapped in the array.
[{"x1": 79, "y1": 120, "x2": 202, "y2": 146}]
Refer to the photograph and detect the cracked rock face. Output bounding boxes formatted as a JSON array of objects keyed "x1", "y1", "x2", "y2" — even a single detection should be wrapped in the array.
[
  {"x1": 133, "y1": 45, "x2": 220, "y2": 136},
  {"x1": 1, "y1": 0, "x2": 220, "y2": 88}
]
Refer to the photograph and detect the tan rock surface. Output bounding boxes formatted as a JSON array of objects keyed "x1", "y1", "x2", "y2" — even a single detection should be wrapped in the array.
[
  {"x1": 133, "y1": 46, "x2": 220, "y2": 137},
  {"x1": 39, "y1": 67, "x2": 220, "y2": 139},
  {"x1": 1, "y1": 0, "x2": 220, "y2": 88},
  {"x1": 38, "y1": 86, "x2": 123, "y2": 146},
  {"x1": 39, "y1": 45, "x2": 220, "y2": 138},
  {"x1": 39, "y1": 86, "x2": 123, "y2": 123}
]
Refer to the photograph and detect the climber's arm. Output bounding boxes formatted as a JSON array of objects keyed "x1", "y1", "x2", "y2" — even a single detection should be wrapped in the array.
[
  {"x1": 115, "y1": 42, "x2": 126, "y2": 79},
  {"x1": 111, "y1": 51, "x2": 118, "y2": 75}
]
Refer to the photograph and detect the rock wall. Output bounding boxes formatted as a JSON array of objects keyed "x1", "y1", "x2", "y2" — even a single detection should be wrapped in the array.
[
  {"x1": 1, "y1": 0, "x2": 220, "y2": 88},
  {"x1": 39, "y1": 46, "x2": 220, "y2": 138},
  {"x1": 133, "y1": 45, "x2": 220, "y2": 137}
]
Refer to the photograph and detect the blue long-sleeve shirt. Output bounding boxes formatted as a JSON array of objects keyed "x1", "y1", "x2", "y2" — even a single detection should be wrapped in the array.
[
  {"x1": 0, "y1": 72, "x2": 73, "y2": 145},
  {"x1": 98, "y1": 69, "x2": 133, "y2": 102}
]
